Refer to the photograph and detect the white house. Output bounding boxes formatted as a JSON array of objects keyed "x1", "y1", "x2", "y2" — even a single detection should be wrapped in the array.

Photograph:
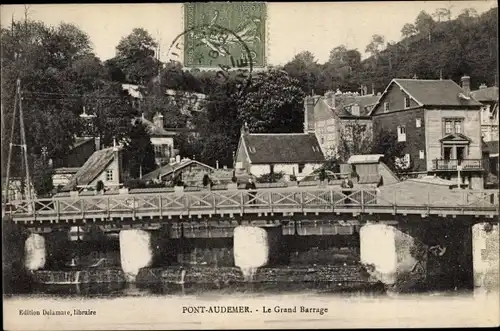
[{"x1": 235, "y1": 124, "x2": 326, "y2": 180}]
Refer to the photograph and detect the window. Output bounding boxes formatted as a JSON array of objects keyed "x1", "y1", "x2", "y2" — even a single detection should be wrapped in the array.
[
  {"x1": 443, "y1": 118, "x2": 464, "y2": 135},
  {"x1": 404, "y1": 96, "x2": 411, "y2": 109},
  {"x1": 397, "y1": 125, "x2": 406, "y2": 142},
  {"x1": 384, "y1": 102, "x2": 389, "y2": 112},
  {"x1": 416, "y1": 118, "x2": 422, "y2": 128},
  {"x1": 445, "y1": 120, "x2": 453, "y2": 134},
  {"x1": 419, "y1": 150, "x2": 425, "y2": 159},
  {"x1": 106, "y1": 169, "x2": 114, "y2": 181}
]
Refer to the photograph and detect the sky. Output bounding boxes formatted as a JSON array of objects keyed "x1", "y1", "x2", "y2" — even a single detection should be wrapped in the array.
[{"x1": 1, "y1": 1, "x2": 497, "y2": 65}]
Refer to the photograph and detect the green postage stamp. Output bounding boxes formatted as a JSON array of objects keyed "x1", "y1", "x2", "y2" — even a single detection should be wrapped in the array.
[{"x1": 183, "y1": 2, "x2": 266, "y2": 68}]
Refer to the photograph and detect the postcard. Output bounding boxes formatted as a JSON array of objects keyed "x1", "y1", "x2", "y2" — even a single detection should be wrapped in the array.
[{"x1": 2, "y1": 2, "x2": 499, "y2": 330}]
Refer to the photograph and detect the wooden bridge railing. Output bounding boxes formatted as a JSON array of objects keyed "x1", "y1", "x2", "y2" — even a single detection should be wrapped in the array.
[{"x1": 2, "y1": 188, "x2": 499, "y2": 222}]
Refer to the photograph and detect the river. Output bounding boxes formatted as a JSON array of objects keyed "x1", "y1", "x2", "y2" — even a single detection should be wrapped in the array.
[{"x1": 3, "y1": 282, "x2": 499, "y2": 329}]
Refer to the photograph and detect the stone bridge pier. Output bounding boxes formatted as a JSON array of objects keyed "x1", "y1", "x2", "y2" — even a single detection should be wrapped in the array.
[
  {"x1": 233, "y1": 224, "x2": 286, "y2": 279},
  {"x1": 119, "y1": 225, "x2": 171, "y2": 281},
  {"x1": 24, "y1": 228, "x2": 72, "y2": 271},
  {"x1": 359, "y1": 219, "x2": 499, "y2": 293}
]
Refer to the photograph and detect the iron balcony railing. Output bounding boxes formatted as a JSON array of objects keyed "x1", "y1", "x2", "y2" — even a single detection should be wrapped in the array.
[{"x1": 433, "y1": 159, "x2": 483, "y2": 171}]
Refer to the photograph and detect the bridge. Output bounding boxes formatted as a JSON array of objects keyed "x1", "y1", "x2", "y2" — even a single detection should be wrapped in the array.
[{"x1": 3, "y1": 187, "x2": 499, "y2": 225}]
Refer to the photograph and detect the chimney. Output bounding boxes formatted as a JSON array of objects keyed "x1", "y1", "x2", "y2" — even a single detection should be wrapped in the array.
[
  {"x1": 479, "y1": 83, "x2": 487, "y2": 90},
  {"x1": 94, "y1": 136, "x2": 101, "y2": 151},
  {"x1": 461, "y1": 75, "x2": 471, "y2": 96},
  {"x1": 371, "y1": 83, "x2": 375, "y2": 95},
  {"x1": 153, "y1": 112, "x2": 164, "y2": 129},
  {"x1": 216, "y1": 160, "x2": 219, "y2": 169},
  {"x1": 304, "y1": 96, "x2": 315, "y2": 133},
  {"x1": 142, "y1": 112, "x2": 145, "y2": 120},
  {"x1": 175, "y1": 155, "x2": 181, "y2": 163},
  {"x1": 241, "y1": 122, "x2": 250, "y2": 136},
  {"x1": 324, "y1": 91, "x2": 336, "y2": 108}
]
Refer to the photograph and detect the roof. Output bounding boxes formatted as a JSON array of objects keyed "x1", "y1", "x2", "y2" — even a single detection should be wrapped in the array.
[
  {"x1": 471, "y1": 86, "x2": 498, "y2": 102},
  {"x1": 53, "y1": 167, "x2": 80, "y2": 175},
  {"x1": 371, "y1": 79, "x2": 483, "y2": 114},
  {"x1": 61, "y1": 147, "x2": 118, "y2": 191},
  {"x1": 133, "y1": 117, "x2": 176, "y2": 137},
  {"x1": 337, "y1": 94, "x2": 380, "y2": 117},
  {"x1": 347, "y1": 154, "x2": 384, "y2": 164},
  {"x1": 242, "y1": 133, "x2": 325, "y2": 164},
  {"x1": 72, "y1": 137, "x2": 94, "y2": 149},
  {"x1": 141, "y1": 159, "x2": 214, "y2": 181},
  {"x1": 439, "y1": 133, "x2": 472, "y2": 143}
]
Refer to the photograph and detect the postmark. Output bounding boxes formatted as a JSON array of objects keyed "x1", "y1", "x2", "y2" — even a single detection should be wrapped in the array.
[
  {"x1": 183, "y1": 2, "x2": 266, "y2": 68},
  {"x1": 165, "y1": 23, "x2": 254, "y2": 97}
]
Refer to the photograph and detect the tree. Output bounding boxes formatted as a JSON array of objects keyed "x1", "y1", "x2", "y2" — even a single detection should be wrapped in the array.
[
  {"x1": 415, "y1": 11, "x2": 435, "y2": 42},
  {"x1": 283, "y1": 51, "x2": 321, "y2": 94},
  {"x1": 365, "y1": 34, "x2": 385, "y2": 59},
  {"x1": 371, "y1": 129, "x2": 410, "y2": 177},
  {"x1": 236, "y1": 69, "x2": 306, "y2": 133},
  {"x1": 123, "y1": 121, "x2": 156, "y2": 179},
  {"x1": 113, "y1": 28, "x2": 160, "y2": 85},
  {"x1": 401, "y1": 23, "x2": 417, "y2": 39},
  {"x1": 336, "y1": 121, "x2": 373, "y2": 163}
]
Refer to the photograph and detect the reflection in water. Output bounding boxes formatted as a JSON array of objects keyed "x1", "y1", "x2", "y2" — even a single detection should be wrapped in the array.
[{"x1": 30, "y1": 281, "x2": 392, "y2": 299}]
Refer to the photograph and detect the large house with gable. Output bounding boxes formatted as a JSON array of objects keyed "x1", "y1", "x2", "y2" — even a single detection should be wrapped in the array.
[
  {"x1": 369, "y1": 76, "x2": 485, "y2": 189},
  {"x1": 235, "y1": 124, "x2": 326, "y2": 180}
]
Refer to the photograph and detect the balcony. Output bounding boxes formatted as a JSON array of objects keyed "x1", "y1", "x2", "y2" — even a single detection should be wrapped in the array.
[{"x1": 433, "y1": 159, "x2": 483, "y2": 171}]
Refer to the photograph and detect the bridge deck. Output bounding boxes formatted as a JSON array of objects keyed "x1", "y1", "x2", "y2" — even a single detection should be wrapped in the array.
[{"x1": 3, "y1": 188, "x2": 499, "y2": 224}]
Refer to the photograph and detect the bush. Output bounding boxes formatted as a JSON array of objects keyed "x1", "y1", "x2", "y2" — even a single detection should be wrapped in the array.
[
  {"x1": 257, "y1": 171, "x2": 284, "y2": 183},
  {"x1": 290, "y1": 174, "x2": 297, "y2": 181},
  {"x1": 319, "y1": 168, "x2": 327, "y2": 182},
  {"x1": 202, "y1": 174, "x2": 213, "y2": 187},
  {"x1": 231, "y1": 170, "x2": 237, "y2": 183}
]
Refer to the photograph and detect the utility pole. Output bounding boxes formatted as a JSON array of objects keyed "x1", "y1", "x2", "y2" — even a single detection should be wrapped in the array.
[{"x1": 5, "y1": 78, "x2": 33, "y2": 202}]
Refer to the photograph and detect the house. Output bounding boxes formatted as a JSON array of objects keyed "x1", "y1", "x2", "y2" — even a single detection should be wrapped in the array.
[
  {"x1": 370, "y1": 76, "x2": 485, "y2": 189},
  {"x1": 61, "y1": 144, "x2": 123, "y2": 192},
  {"x1": 134, "y1": 113, "x2": 177, "y2": 166},
  {"x1": 235, "y1": 124, "x2": 326, "y2": 180},
  {"x1": 304, "y1": 91, "x2": 379, "y2": 158},
  {"x1": 141, "y1": 157, "x2": 214, "y2": 185},
  {"x1": 470, "y1": 84, "x2": 499, "y2": 142},
  {"x1": 165, "y1": 89, "x2": 206, "y2": 114}
]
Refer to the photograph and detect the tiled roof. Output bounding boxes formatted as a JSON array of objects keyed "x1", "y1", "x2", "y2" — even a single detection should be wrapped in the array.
[
  {"x1": 61, "y1": 147, "x2": 118, "y2": 191},
  {"x1": 471, "y1": 86, "x2": 498, "y2": 102},
  {"x1": 141, "y1": 159, "x2": 214, "y2": 181},
  {"x1": 337, "y1": 94, "x2": 380, "y2": 117},
  {"x1": 392, "y1": 79, "x2": 483, "y2": 107},
  {"x1": 243, "y1": 133, "x2": 325, "y2": 164}
]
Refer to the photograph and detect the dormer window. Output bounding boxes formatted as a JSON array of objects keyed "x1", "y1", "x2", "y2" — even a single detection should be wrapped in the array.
[
  {"x1": 404, "y1": 96, "x2": 411, "y2": 109},
  {"x1": 248, "y1": 146, "x2": 256, "y2": 153}
]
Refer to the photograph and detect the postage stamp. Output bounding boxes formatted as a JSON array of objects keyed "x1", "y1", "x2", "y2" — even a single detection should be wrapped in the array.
[{"x1": 183, "y1": 2, "x2": 266, "y2": 68}]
